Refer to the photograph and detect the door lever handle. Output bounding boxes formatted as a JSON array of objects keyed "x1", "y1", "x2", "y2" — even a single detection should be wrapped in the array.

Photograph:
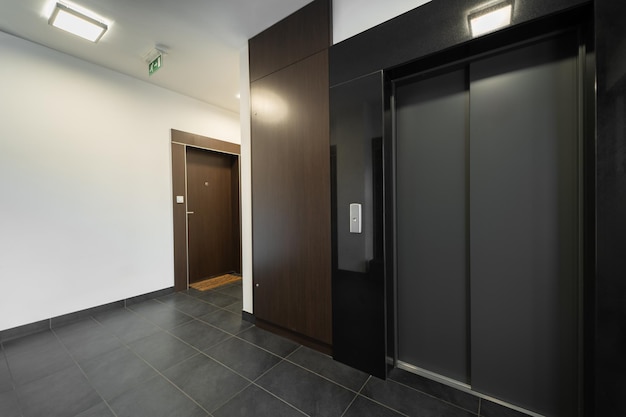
[{"x1": 186, "y1": 211, "x2": 194, "y2": 215}]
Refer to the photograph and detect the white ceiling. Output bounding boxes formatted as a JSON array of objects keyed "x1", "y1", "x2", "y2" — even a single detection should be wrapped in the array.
[{"x1": 0, "y1": 0, "x2": 314, "y2": 113}]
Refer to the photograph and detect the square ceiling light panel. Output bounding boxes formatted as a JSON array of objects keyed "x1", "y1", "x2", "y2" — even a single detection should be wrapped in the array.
[{"x1": 48, "y1": 2, "x2": 108, "y2": 42}]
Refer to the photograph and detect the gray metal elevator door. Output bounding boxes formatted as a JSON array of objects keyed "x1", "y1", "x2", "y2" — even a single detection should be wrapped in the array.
[
  {"x1": 469, "y1": 35, "x2": 580, "y2": 417},
  {"x1": 396, "y1": 69, "x2": 469, "y2": 383},
  {"x1": 395, "y1": 33, "x2": 580, "y2": 417}
]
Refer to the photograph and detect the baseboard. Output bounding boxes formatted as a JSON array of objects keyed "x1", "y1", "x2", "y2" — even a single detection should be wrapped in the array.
[{"x1": 0, "y1": 287, "x2": 175, "y2": 343}]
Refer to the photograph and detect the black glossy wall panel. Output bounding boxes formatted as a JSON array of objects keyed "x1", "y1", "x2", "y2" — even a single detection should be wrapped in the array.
[
  {"x1": 595, "y1": 1, "x2": 626, "y2": 415},
  {"x1": 330, "y1": 72, "x2": 386, "y2": 378},
  {"x1": 330, "y1": 0, "x2": 589, "y2": 87}
]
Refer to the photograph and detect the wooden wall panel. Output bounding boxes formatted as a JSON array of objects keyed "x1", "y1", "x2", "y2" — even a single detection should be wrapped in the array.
[
  {"x1": 251, "y1": 50, "x2": 332, "y2": 346},
  {"x1": 171, "y1": 143, "x2": 188, "y2": 291},
  {"x1": 249, "y1": 0, "x2": 331, "y2": 82},
  {"x1": 171, "y1": 129, "x2": 240, "y2": 155},
  {"x1": 249, "y1": 0, "x2": 332, "y2": 349}
]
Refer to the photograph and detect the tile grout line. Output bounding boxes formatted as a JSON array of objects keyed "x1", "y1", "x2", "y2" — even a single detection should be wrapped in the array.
[
  {"x1": 353, "y1": 376, "x2": 412, "y2": 417},
  {"x1": 387, "y1": 375, "x2": 481, "y2": 415},
  {"x1": 281, "y1": 350, "x2": 371, "y2": 395},
  {"x1": 61, "y1": 310, "x2": 221, "y2": 416},
  {"x1": 338, "y1": 374, "x2": 373, "y2": 417},
  {"x1": 0, "y1": 342, "x2": 26, "y2": 417},
  {"x1": 74, "y1": 314, "x2": 215, "y2": 417},
  {"x1": 50, "y1": 323, "x2": 120, "y2": 417}
]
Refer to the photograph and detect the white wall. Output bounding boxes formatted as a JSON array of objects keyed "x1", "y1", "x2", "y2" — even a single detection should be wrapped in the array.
[
  {"x1": 239, "y1": 46, "x2": 253, "y2": 314},
  {"x1": 0, "y1": 32, "x2": 240, "y2": 331},
  {"x1": 332, "y1": 0, "x2": 432, "y2": 44}
]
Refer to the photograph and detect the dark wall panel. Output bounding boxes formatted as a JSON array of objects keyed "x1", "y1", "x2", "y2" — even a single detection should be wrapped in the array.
[
  {"x1": 251, "y1": 50, "x2": 332, "y2": 346},
  {"x1": 595, "y1": 0, "x2": 626, "y2": 415},
  {"x1": 330, "y1": 72, "x2": 385, "y2": 377},
  {"x1": 249, "y1": 0, "x2": 330, "y2": 82},
  {"x1": 171, "y1": 143, "x2": 187, "y2": 291}
]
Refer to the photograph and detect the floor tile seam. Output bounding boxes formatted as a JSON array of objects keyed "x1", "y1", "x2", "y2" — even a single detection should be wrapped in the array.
[
  {"x1": 338, "y1": 391, "x2": 360, "y2": 417},
  {"x1": 250, "y1": 355, "x2": 288, "y2": 384},
  {"x1": 281, "y1": 354, "x2": 365, "y2": 395},
  {"x1": 154, "y1": 291, "x2": 218, "y2": 313},
  {"x1": 158, "y1": 326, "x2": 220, "y2": 359},
  {"x1": 101, "y1": 401, "x2": 120, "y2": 417},
  {"x1": 2, "y1": 382, "x2": 25, "y2": 417},
  {"x1": 0, "y1": 344, "x2": 19, "y2": 394},
  {"x1": 231, "y1": 331, "x2": 296, "y2": 358},
  {"x1": 253, "y1": 355, "x2": 366, "y2": 415},
  {"x1": 175, "y1": 298, "x2": 231, "y2": 319},
  {"x1": 126, "y1": 303, "x2": 196, "y2": 331},
  {"x1": 56, "y1": 320, "x2": 202, "y2": 410},
  {"x1": 160, "y1": 324, "x2": 260, "y2": 372},
  {"x1": 52, "y1": 324, "x2": 127, "y2": 410},
  {"x1": 354, "y1": 392, "x2": 412, "y2": 417},
  {"x1": 39, "y1": 328, "x2": 112, "y2": 417},
  {"x1": 199, "y1": 349, "x2": 262, "y2": 385},
  {"x1": 131, "y1": 370, "x2": 214, "y2": 416},
  {"x1": 356, "y1": 375, "x2": 371, "y2": 394},
  {"x1": 216, "y1": 302, "x2": 244, "y2": 314},
  {"x1": 377, "y1": 378, "x2": 480, "y2": 416},
  {"x1": 7, "y1": 329, "x2": 81, "y2": 388},
  {"x1": 91, "y1": 332, "x2": 215, "y2": 417},
  {"x1": 248, "y1": 381, "x2": 311, "y2": 417},
  {"x1": 169, "y1": 315, "x2": 248, "y2": 341},
  {"x1": 154, "y1": 289, "x2": 242, "y2": 315},
  {"x1": 204, "y1": 381, "x2": 254, "y2": 414}
]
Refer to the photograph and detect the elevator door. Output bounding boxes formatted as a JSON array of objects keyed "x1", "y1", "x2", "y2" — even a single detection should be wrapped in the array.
[
  {"x1": 396, "y1": 68, "x2": 469, "y2": 384},
  {"x1": 395, "y1": 32, "x2": 580, "y2": 417},
  {"x1": 469, "y1": 35, "x2": 580, "y2": 417}
]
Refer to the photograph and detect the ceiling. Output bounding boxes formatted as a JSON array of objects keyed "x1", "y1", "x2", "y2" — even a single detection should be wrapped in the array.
[{"x1": 0, "y1": 0, "x2": 314, "y2": 113}]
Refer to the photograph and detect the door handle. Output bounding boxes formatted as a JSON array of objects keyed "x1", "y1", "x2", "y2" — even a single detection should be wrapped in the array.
[{"x1": 186, "y1": 211, "x2": 194, "y2": 215}]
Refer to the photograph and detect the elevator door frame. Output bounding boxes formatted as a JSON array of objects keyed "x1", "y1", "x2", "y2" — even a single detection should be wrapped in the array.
[{"x1": 386, "y1": 25, "x2": 595, "y2": 417}]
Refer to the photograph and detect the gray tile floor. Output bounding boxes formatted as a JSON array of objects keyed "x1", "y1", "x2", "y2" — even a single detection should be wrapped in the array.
[{"x1": 0, "y1": 282, "x2": 513, "y2": 417}]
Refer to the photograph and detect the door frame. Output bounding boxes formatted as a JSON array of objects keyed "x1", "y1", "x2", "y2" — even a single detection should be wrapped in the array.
[{"x1": 171, "y1": 129, "x2": 241, "y2": 291}]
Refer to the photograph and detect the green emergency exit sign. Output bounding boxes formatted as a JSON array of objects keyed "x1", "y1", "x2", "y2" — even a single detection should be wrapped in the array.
[{"x1": 149, "y1": 55, "x2": 162, "y2": 76}]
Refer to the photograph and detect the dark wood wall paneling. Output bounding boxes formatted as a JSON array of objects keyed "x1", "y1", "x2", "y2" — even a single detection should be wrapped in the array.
[
  {"x1": 171, "y1": 143, "x2": 187, "y2": 291},
  {"x1": 249, "y1": 0, "x2": 332, "y2": 352},
  {"x1": 171, "y1": 129, "x2": 241, "y2": 155},
  {"x1": 249, "y1": 0, "x2": 330, "y2": 82}
]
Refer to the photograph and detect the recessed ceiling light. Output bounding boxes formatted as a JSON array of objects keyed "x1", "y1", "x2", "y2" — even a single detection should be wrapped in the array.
[
  {"x1": 468, "y1": 1, "x2": 513, "y2": 38},
  {"x1": 48, "y1": 2, "x2": 108, "y2": 42}
]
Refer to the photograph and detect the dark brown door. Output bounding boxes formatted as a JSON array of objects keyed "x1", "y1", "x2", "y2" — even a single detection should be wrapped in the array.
[{"x1": 186, "y1": 147, "x2": 240, "y2": 283}]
